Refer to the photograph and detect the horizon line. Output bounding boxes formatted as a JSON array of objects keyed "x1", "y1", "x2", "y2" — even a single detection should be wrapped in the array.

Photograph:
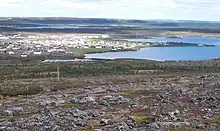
[{"x1": 0, "y1": 17, "x2": 220, "y2": 22}]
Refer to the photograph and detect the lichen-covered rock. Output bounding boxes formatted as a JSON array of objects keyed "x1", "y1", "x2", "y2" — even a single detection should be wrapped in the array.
[
  {"x1": 72, "y1": 95, "x2": 96, "y2": 104},
  {"x1": 3, "y1": 107, "x2": 24, "y2": 116}
]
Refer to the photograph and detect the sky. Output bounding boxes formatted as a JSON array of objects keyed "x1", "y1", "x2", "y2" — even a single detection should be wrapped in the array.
[{"x1": 0, "y1": 0, "x2": 219, "y2": 21}]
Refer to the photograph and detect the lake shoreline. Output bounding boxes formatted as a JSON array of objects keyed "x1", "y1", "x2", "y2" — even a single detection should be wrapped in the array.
[
  {"x1": 85, "y1": 37, "x2": 220, "y2": 61},
  {"x1": 0, "y1": 37, "x2": 219, "y2": 63}
]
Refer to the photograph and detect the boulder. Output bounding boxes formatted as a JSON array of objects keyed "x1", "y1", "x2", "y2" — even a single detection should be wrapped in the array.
[
  {"x1": 107, "y1": 87, "x2": 120, "y2": 93},
  {"x1": 73, "y1": 95, "x2": 96, "y2": 104},
  {"x1": 4, "y1": 107, "x2": 24, "y2": 116},
  {"x1": 100, "y1": 119, "x2": 109, "y2": 126}
]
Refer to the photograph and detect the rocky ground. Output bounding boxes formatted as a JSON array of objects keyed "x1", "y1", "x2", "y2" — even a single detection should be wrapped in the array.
[{"x1": 0, "y1": 73, "x2": 220, "y2": 131}]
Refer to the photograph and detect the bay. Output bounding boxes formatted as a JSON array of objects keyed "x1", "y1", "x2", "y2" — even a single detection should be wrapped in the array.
[
  {"x1": 128, "y1": 37, "x2": 220, "y2": 45},
  {"x1": 85, "y1": 37, "x2": 220, "y2": 61}
]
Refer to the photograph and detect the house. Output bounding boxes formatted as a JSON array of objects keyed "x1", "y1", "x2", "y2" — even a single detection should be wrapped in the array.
[
  {"x1": 83, "y1": 45, "x2": 89, "y2": 49},
  {"x1": 21, "y1": 54, "x2": 28, "y2": 58},
  {"x1": 96, "y1": 46, "x2": 102, "y2": 49},
  {"x1": 21, "y1": 50, "x2": 32, "y2": 57},
  {"x1": 101, "y1": 35, "x2": 109, "y2": 38},
  {"x1": 8, "y1": 51, "x2": 15, "y2": 55},
  {"x1": 48, "y1": 49, "x2": 56, "y2": 53},
  {"x1": 34, "y1": 51, "x2": 42, "y2": 55},
  {"x1": 0, "y1": 36, "x2": 8, "y2": 40},
  {"x1": 0, "y1": 48, "x2": 6, "y2": 52}
]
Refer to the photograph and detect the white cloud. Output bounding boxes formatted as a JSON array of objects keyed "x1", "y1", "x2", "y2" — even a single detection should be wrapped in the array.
[
  {"x1": 0, "y1": 0, "x2": 23, "y2": 7},
  {"x1": 40, "y1": 0, "x2": 94, "y2": 10},
  {"x1": 0, "y1": 0, "x2": 219, "y2": 21}
]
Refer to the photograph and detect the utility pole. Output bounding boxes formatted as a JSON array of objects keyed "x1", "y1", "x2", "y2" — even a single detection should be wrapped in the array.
[{"x1": 57, "y1": 66, "x2": 60, "y2": 81}]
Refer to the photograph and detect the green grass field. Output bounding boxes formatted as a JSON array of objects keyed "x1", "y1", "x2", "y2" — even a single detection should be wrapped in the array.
[{"x1": 71, "y1": 48, "x2": 112, "y2": 54}]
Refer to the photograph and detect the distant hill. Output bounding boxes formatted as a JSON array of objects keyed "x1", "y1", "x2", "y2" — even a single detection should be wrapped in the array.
[
  {"x1": 1, "y1": 17, "x2": 220, "y2": 34},
  {"x1": 0, "y1": 18, "x2": 122, "y2": 26},
  {"x1": 0, "y1": 17, "x2": 219, "y2": 26}
]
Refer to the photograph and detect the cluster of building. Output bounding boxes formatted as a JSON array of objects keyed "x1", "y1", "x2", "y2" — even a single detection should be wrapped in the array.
[{"x1": 0, "y1": 33, "x2": 145, "y2": 58}]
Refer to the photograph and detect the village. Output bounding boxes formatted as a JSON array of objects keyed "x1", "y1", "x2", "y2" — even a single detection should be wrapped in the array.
[{"x1": 0, "y1": 33, "x2": 147, "y2": 59}]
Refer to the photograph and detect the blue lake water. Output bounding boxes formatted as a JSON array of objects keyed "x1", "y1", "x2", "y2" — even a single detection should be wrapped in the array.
[
  {"x1": 16, "y1": 26, "x2": 81, "y2": 29},
  {"x1": 85, "y1": 37, "x2": 220, "y2": 61},
  {"x1": 127, "y1": 37, "x2": 220, "y2": 45},
  {"x1": 16, "y1": 26, "x2": 109, "y2": 29}
]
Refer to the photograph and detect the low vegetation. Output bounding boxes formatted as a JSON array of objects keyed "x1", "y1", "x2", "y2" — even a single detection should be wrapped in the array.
[
  {"x1": 130, "y1": 112, "x2": 151, "y2": 126},
  {"x1": 70, "y1": 47, "x2": 137, "y2": 54},
  {"x1": 71, "y1": 48, "x2": 112, "y2": 54},
  {"x1": 0, "y1": 114, "x2": 35, "y2": 121},
  {"x1": 0, "y1": 59, "x2": 220, "y2": 96},
  {"x1": 0, "y1": 82, "x2": 43, "y2": 96},
  {"x1": 1, "y1": 59, "x2": 220, "y2": 80},
  {"x1": 202, "y1": 115, "x2": 220, "y2": 129},
  {"x1": 168, "y1": 128, "x2": 195, "y2": 131}
]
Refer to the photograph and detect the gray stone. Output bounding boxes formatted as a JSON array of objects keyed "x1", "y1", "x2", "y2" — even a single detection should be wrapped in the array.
[
  {"x1": 196, "y1": 123, "x2": 206, "y2": 129},
  {"x1": 100, "y1": 119, "x2": 109, "y2": 126},
  {"x1": 4, "y1": 110, "x2": 13, "y2": 116},
  {"x1": 113, "y1": 122, "x2": 130, "y2": 131},
  {"x1": 0, "y1": 95, "x2": 3, "y2": 100},
  {"x1": 73, "y1": 95, "x2": 96, "y2": 104},
  {"x1": 107, "y1": 87, "x2": 120, "y2": 93}
]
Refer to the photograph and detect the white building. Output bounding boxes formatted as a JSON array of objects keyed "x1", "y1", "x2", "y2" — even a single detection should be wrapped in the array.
[
  {"x1": 0, "y1": 36, "x2": 8, "y2": 40},
  {"x1": 8, "y1": 51, "x2": 15, "y2": 55},
  {"x1": 34, "y1": 52, "x2": 42, "y2": 55},
  {"x1": 21, "y1": 54, "x2": 28, "y2": 58},
  {"x1": 101, "y1": 35, "x2": 109, "y2": 38}
]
